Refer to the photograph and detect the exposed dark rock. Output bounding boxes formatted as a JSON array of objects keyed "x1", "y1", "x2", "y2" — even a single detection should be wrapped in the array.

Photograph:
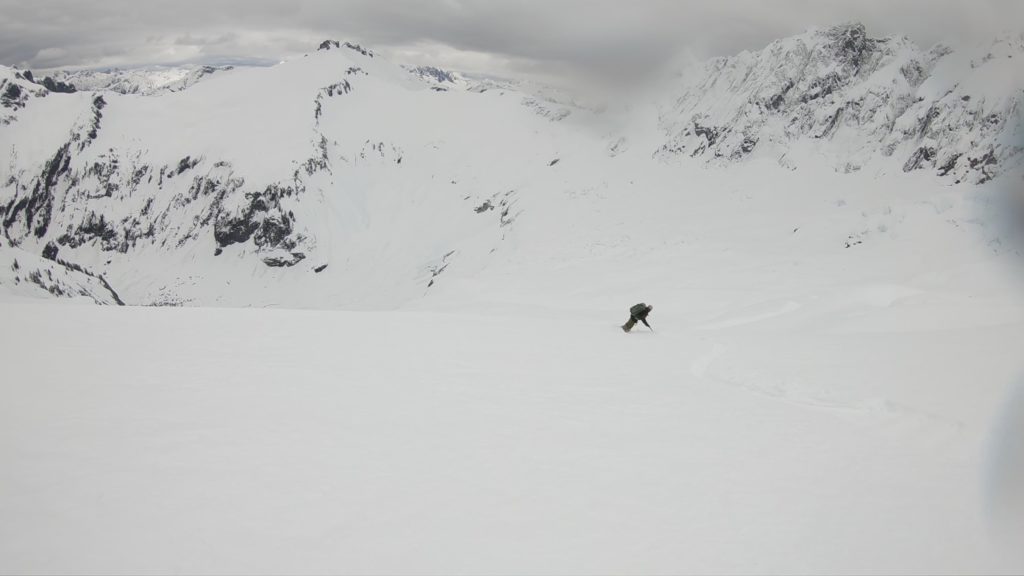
[
  {"x1": 263, "y1": 252, "x2": 306, "y2": 267},
  {"x1": 314, "y1": 264, "x2": 328, "y2": 273},
  {"x1": 39, "y1": 76, "x2": 77, "y2": 94},
  {"x1": 826, "y1": 23, "x2": 872, "y2": 74},
  {"x1": 3, "y1": 82, "x2": 22, "y2": 102},
  {"x1": 693, "y1": 121, "x2": 721, "y2": 146},
  {"x1": 2, "y1": 142, "x2": 71, "y2": 238},
  {"x1": 937, "y1": 153, "x2": 961, "y2": 176},
  {"x1": 58, "y1": 211, "x2": 119, "y2": 250},
  {"x1": 314, "y1": 81, "x2": 352, "y2": 123},
  {"x1": 18, "y1": 70, "x2": 76, "y2": 93},
  {"x1": 799, "y1": 72, "x2": 844, "y2": 103},
  {"x1": 475, "y1": 200, "x2": 494, "y2": 213},
  {"x1": 175, "y1": 156, "x2": 200, "y2": 176},
  {"x1": 322, "y1": 80, "x2": 351, "y2": 98},
  {"x1": 298, "y1": 136, "x2": 330, "y2": 177},
  {"x1": 917, "y1": 104, "x2": 942, "y2": 139},
  {"x1": 98, "y1": 275, "x2": 126, "y2": 306},
  {"x1": 1, "y1": 81, "x2": 28, "y2": 111},
  {"x1": 968, "y1": 149, "x2": 997, "y2": 183},
  {"x1": 969, "y1": 150, "x2": 996, "y2": 169},
  {"x1": 903, "y1": 146, "x2": 936, "y2": 172},
  {"x1": 213, "y1": 185, "x2": 297, "y2": 250},
  {"x1": 78, "y1": 96, "x2": 106, "y2": 150},
  {"x1": 342, "y1": 42, "x2": 374, "y2": 58},
  {"x1": 317, "y1": 40, "x2": 374, "y2": 58},
  {"x1": 816, "y1": 106, "x2": 845, "y2": 139},
  {"x1": 499, "y1": 192, "x2": 519, "y2": 228},
  {"x1": 766, "y1": 80, "x2": 795, "y2": 111},
  {"x1": 42, "y1": 242, "x2": 59, "y2": 261},
  {"x1": 410, "y1": 66, "x2": 458, "y2": 83}
]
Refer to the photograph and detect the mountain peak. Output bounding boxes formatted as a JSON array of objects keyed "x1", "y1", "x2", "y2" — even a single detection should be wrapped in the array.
[
  {"x1": 407, "y1": 65, "x2": 460, "y2": 84},
  {"x1": 317, "y1": 40, "x2": 375, "y2": 58}
]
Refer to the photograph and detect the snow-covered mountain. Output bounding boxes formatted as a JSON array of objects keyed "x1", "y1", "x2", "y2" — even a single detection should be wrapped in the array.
[
  {"x1": 46, "y1": 64, "x2": 238, "y2": 95},
  {"x1": 653, "y1": 24, "x2": 1024, "y2": 183},
  {"x1": 0, "y1": 64, "x2": 238, "y2": 99},
  {"x1": 0, "y1": 38, "x2": 592, "y2": 307},
  {"x1": 0, "y1": 24, "x2": 1021, "y2": 308}
]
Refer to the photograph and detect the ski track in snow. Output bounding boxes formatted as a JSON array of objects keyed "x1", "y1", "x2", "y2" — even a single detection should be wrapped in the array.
[
  {"x1": 697, "y1": 300, "x2": 803, "y2": 330},
  {"x1": 688, "y1": 339, "x2": 967, "y2": 432}
]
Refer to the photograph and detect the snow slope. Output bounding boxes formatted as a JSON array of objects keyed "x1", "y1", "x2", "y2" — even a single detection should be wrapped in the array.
[
  {"x1": 1, "y1": 214, "x2": 1022, "y2": 573},
  {"x1": 3, "y1": 152, "x2": 1024, "y2": 573}
]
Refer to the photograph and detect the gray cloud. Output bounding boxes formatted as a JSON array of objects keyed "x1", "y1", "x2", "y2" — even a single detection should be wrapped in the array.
[{"x1": 1, "y1": 0, "x2": 1022, "y2": 81}]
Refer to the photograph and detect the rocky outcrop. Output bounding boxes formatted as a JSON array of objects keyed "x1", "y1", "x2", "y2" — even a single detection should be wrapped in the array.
[
  {"x1": 214, "y1": 185, "x2": 297, "y2": 250},
  {"x1": 2, "y1": 143, "x2": 70, "y2": 239},
  {"x1": 21, "y1": 71, "x2": 77, "y2": 94},
  {"x1": 0, "y1": 70, "x2": 49, "y2": 125},
  {"x1": 314, "y1": 80, "x2": 352, "y2": 123},
  {"x1": 0, "y1": 242, "x2": 123, "y2": 304},
  {"x1": 318, "y1": 40, "x2": 375, "y2": 58},
  {"x1": 408, "y1": 66, "x2": 459, "y2": 84}
]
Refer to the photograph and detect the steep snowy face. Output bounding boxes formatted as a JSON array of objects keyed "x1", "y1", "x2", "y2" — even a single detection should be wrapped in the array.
[{"x1": 656, "y1": 24, "x2": 1024, "y2": 183}]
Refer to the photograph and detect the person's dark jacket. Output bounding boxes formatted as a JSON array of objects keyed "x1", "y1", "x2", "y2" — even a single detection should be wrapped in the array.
[{"x1": 630, "y1": 303, "x2": 653, "y2": 328}]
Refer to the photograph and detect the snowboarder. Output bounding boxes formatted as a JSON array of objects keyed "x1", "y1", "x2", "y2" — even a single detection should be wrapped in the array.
[{"x1": 622, "y1": 303, "x2": 654, "y2": 332}]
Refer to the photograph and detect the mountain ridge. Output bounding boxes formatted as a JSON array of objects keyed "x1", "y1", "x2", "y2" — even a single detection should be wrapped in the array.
[{"x1": 0, "y1": 23, "x2": 1021, "y2": 307}]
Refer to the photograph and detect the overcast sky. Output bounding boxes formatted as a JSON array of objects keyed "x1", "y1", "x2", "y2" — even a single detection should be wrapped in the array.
[{"x1": 1, "y1": 1, "x2": 1022, "y2": 81}]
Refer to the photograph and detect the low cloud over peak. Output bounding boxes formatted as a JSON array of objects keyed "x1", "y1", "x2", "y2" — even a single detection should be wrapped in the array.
[{"x1": 1, "y1": 0, "x2": 1021, "y2": 81}]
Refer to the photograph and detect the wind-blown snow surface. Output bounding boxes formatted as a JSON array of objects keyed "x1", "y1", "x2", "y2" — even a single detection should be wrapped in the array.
[{"x1": 2, "y1": 24, "x2": 1024, "y2": 574}]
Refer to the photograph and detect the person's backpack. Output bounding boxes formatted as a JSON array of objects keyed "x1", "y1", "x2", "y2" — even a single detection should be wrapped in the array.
[{"x1": 630, "y1": 303, "x2": 650, "y2": 317}]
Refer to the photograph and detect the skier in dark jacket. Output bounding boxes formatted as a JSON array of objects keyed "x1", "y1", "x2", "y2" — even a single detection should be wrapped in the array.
[{"x1": 622, "y1": 303, "x2": 653, "y2": 332}]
